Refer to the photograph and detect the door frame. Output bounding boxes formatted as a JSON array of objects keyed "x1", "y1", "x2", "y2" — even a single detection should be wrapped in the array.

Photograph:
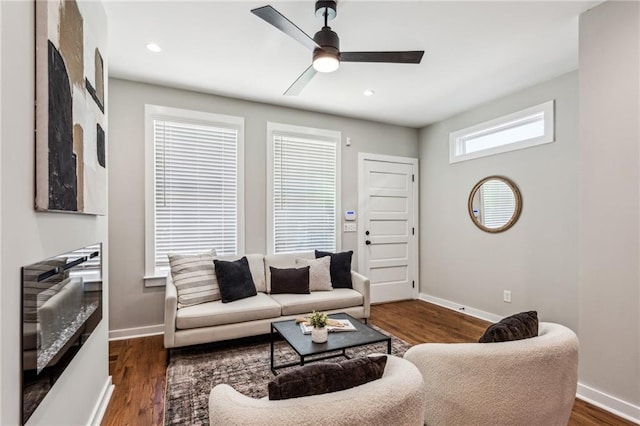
[{"x1": 357, "y1": 152, "x2": 419, "y2": 301}]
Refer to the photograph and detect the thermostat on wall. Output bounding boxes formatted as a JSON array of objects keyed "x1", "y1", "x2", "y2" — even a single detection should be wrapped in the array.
[{"x1": 345, "y1": 210, "x2": 356, "y2": 221}]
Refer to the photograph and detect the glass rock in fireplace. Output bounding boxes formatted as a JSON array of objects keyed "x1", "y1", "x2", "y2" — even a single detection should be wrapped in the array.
[{"x1": 21, "y1": 243, "x2": 103, "y2": 424}]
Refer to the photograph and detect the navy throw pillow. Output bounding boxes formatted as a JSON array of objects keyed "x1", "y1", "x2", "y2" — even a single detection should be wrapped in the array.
[
  {"x1": 479, "y1": 311, "x2": 539, "y2": 343},
  {"x1": 314, "y1": 250, "x2": 353, "y2": 289},
  {"x1": 268, "y1": 355, "x2": 387, "y2": 400},
  {"x1": 214, "y1": 257, "x2": 257, "y2": 303}
]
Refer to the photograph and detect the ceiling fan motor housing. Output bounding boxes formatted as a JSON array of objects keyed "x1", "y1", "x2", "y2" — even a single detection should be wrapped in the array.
[{"x1": 313, "y1": 26, "x2": 340, "y2": 60}]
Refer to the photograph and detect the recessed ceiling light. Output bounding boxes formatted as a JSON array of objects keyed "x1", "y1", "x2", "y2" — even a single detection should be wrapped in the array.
[
  {"x1": 146, "y1": 43, "x2": 162, "y2": 53},
  {"x1": 363, "y1": 89, "x2": 375, "y2": 96}
]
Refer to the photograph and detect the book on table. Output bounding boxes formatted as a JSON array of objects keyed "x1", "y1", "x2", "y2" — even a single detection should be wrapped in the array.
[{"x1": 299, "y1": 319, "x2": 357, "y2": 334}]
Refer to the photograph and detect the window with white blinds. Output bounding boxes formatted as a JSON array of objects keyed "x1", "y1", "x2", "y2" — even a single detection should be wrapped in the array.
[
  {"x1": 267, "y1": 123, "x2": 341, "y2": 254},
  {"x1": 145, "y1": 105, "x2": 244, "y2": 278},
  {"x1": 480, "y1": 180, "x2": 516, "y2": 228}
]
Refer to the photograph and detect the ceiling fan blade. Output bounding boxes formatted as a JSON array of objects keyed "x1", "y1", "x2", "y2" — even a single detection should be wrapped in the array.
[
  {"x1": 341, "y1": 51, "x2": 425, "y2": 64},
  {"x1": 284, "y1": 65, "x2": 318, "y2": 96},
  {"x1": 251, "y1": 5, "x2": 319, "y2": 52}
]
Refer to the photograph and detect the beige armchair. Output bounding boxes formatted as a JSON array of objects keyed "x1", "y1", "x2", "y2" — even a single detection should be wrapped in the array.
[
  {"x1": 209, "y1": 355, "x2": 425, "y2": 426},
  {"x1": 403, "y1": 322, "x2": 579, "y2": 426}
]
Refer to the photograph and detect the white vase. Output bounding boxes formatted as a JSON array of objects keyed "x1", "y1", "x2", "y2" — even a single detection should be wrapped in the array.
[{"x1": 311, "y1": 326, "x2": 328, "y2": 343}]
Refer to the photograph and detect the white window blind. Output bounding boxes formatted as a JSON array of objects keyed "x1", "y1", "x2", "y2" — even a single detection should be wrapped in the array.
[
  {"x1": 481, "y1": 180, "x2": 516, "y2": 228},
  {"x1": 154, "y1": 119, "x2": 238, "y2": 268},
  {"x1": 272, "y1": 132, "x2": 338, "y2": 254}
]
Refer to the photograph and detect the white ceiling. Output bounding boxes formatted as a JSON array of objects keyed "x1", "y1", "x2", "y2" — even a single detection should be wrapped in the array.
[{"x1": 104, "y1": 1, "x2": 599, "y2": 128}]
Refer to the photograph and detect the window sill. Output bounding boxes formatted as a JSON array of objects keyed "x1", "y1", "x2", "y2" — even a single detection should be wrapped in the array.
[{"x1": 143, "y1": 274, "x2": 167, "y2": 288}]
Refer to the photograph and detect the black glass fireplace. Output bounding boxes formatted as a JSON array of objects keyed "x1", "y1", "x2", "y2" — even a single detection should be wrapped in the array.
[{"x1": 21, "y1": 243, "x2": 103, "y2": 424}]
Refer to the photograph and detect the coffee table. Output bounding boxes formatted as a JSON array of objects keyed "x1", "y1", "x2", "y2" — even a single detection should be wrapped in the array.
[{"x1": 270, "y1": 312, "x2": 391, "y2": 375}]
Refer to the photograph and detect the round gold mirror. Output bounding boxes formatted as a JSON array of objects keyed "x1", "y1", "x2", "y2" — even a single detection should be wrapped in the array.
[{"x1": 468, "y1": 176, "x2": 522, "y2": 233}]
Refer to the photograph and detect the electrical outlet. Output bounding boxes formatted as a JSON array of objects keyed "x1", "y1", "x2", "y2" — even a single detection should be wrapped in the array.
[
  {"x1": 503, "y1": 290, "x2": 512, "y2": 303},
  {"x1": 343, "y1": 223, "x2": 357, "y2": 232}
]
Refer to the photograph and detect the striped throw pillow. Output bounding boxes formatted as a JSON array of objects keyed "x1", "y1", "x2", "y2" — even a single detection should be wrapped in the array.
[
  {"x1": 22, "y1": 257, "x2": 69, "y2": 322},
  {"x1": 169, "y1": 252, "x2": 220, "y2": 308}
]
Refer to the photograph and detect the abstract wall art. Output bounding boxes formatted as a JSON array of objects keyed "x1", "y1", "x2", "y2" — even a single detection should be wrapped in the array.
[{"x1": 35, "y1": 0, "x2": 107, "y2": 215}]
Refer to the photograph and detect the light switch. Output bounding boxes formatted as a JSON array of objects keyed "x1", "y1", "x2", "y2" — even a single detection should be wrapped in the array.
[{"x1": 343, "y1": 223, "x2": 357, "y2": 232}]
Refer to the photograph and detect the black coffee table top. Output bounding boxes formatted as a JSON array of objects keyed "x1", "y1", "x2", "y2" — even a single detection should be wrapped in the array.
[{"x1": 271, "y1": 313, "x2": 390, "y2": 357}]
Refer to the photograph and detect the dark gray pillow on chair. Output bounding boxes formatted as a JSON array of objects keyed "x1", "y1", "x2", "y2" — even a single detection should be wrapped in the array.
[
  {"x1": 479, "y1": 311, "x2": 538, "y2": 343},
  {"x1": 268, "y1": 355, "x2": 387, "y2": 400},
  {"x1": 214, "y1": 257, "x2": 257, "y2": 303}
]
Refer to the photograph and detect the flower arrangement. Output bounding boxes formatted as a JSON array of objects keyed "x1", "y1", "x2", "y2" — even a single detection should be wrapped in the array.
[{"x1": 308, "y1": 311, "x2": 328, "y2": 329}]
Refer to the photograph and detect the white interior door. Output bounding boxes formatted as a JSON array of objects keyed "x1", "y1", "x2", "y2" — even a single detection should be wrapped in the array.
[{"x1": 358, "y1": 153, "x2": 418, "y2": 304}]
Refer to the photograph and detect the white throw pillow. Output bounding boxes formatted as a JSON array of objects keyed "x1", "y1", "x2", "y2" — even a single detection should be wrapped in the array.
[
  {"x1": 169, "y1": 250, "x2": 220, "y2": 308},
  {"x1": 295, "y1": 256, "x2": 332, "y2": 291}
]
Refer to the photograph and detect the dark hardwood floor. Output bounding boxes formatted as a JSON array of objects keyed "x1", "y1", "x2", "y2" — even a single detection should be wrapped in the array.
[{"x1": 103, "y1": 300, "x2": 633, "y2": 425}]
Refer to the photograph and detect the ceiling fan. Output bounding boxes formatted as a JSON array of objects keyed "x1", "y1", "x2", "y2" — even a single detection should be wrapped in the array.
[{"x1": 251, "y1": 1, "x2": 425, "y2": 95}]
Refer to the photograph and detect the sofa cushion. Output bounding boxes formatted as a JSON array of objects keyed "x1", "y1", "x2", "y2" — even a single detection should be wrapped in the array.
[
  {"x1": 217, "y1": 253, "x2": 266, "y2": 293},
  {"x1": 315, "y1": 250, "x2": 353, "y2": 289},
  {"x1": 268, "y1": 355, "x2": 387, "y2": 400},
  {"x1": 270, "y1": 266, "x2": 310, "y2": 294},
  {"x1": 169, "y1": 251, "x2": 220, "y2": 308},
  {"x1": 479, "y1": 311, "x2": 539, "y2": 343},
  {"x1": 214, "y1": 257, "x2": 258, "y2": 303},
  {"x1": 270, "y1": 288, "x2": 364, "y2": 316},
  {"x1": 176, "y1": 293, "x2": 281, "y2": 329},
  {"x1": 264, "y1": 252, "x2": 314, "y2": 292},
  {"x1": 295, "y1": 256, "x2": 332, "y2": 291}
]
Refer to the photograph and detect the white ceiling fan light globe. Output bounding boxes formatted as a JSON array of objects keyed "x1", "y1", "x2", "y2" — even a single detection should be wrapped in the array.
[{"x1": 313, "y1": 54, "x2": 340, "y2": 73}]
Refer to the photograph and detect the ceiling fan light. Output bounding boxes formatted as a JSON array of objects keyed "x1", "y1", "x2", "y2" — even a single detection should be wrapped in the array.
[
  {"x1": 313, "y1": 56, "x2": 339, "y2": 73},
  {"x1": 312, "y1": 27, "x2": 340, "y2": 73}
]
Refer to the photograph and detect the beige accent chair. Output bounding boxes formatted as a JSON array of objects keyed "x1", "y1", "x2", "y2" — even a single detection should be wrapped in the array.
[
  {"x1": 403, "y1": 322, "x2": 579, "y2": 426},
  {"x1": 208, "y1": 355, "x2": 426, "y2": 426}
]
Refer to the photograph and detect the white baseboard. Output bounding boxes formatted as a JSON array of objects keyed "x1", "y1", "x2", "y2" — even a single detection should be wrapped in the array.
[
  {"x1": 109, "y1": 324, "x2": 164, "y2": 341},
  {"x1": 419, "y1": 293, "x2": 502, "y2": 323},
  {"x1": 577, "y1": 383, "x2": 640, "y2": 424},
  {"x1": 418, "y1": 292, "x2": 640, "y2": 424},
  {"x1": 89, "y1": 376, "x2": 114, "y2": 426}
]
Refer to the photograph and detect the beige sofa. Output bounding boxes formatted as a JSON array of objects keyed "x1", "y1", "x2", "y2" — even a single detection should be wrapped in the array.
[
  {"x1": 208, "y1": 355, "x2": 425, "y2": 426},
  {"x1": 164, "y1": 252, "x2": 370, "y2": 348},
  {"x1": 403, "y1": 322, "x2": 579, "y2": 426}
]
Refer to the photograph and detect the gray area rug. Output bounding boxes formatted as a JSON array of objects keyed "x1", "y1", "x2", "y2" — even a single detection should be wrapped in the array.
[{"x1": 164, "y1": 326, "x2": 412, "y2": 425}]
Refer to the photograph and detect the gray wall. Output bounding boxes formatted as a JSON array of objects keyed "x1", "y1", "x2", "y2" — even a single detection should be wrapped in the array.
[
  {"x1": 418, "y1": 71, "x2": 579, "y2": 331},
  {"x1": 0, "y1": 1, "x2": 110, "y2": 424},
  {"x1": 579, "y1": 1, "x2": 640, "y2": 407},
  {"x1": 419, "y1": 2, "x2": 640, "y2": 413},
  {"x1": 108, "y1": 78, "x2": 418, "y2": 333}
]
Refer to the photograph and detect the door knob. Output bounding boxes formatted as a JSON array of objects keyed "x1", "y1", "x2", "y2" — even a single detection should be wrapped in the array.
[
  {"x1": 365, "y1": 230, "x2": 370, "y2": 235},
  {"x1": 365, "y1": 240, "x2": 371, "y2": 245}
]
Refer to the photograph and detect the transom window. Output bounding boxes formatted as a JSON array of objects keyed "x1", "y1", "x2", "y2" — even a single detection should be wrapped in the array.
[
  {"x1": 267, "y1": 122, "x2": 341, "y2": 254},
  {"x1": 144, "y1": 105, "x2": 244, "y2": 279},
  {"x1": 450, "y1": 100, "x2": 555, "y2": 163}
]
